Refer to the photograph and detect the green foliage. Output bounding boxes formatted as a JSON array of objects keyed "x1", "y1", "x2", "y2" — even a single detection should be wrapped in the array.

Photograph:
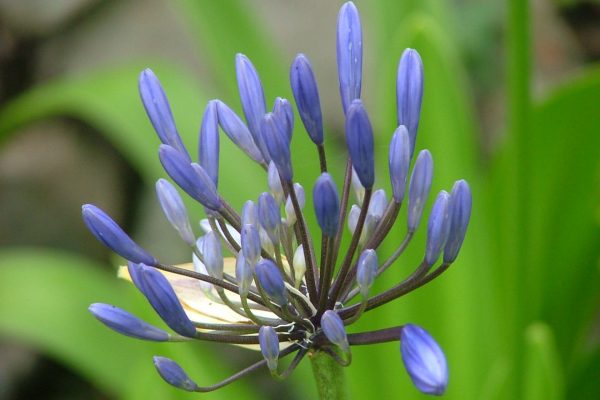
[{"x1": 0, "y1": 1, "x2": 598, "y2": 399}]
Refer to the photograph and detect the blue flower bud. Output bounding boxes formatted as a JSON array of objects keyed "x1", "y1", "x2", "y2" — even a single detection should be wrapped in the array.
[
  {"x1": 336, "y1": 1, "x2": 362, "y2": 114},
  {"x1": 198, "y1": 100, "x2": 219, "y2": 187},
  {"x1": 82, "y1": 204, "x2": 156, "y2": 265},
  {"x1": 241, "y1": 224, "x2": 261, "y2": 265},
  {"x1": 192, "y1": 252, "x2": 214, "y2": 295},
  {"x1": 138, "y1": 69, "x2": 190, "y2": 161},
  {"x1": 158, "y1": 145, "x2": 221, "y2": 211},
  {"x1": 261, "y1": 113, "x2": 293, "y2": 182},
  {"x1": 131, "y1": 263, "x2": 197, "y2": 337},
  {"x1": 235, "y1": 53, "x2": 268, "y2": 161},
  {"x1": 235, "y1": 253, "x2": 253, "y2": 297},
  {"x1": 321, "y1": 310, "x2": 349, "y2": 352},
  {"x1": 444, "y1": 180, "x2": 472, "y2": 263},
  {"x1": 290, "y1": 54, "x2": 324, "y2": 144},
  {"x1": 363, "y1": 189, "x2": 388, "y2": 241},
  {"x1": 255, "y1": 259, "x2": 287, "y2": 305},
  {"x1": 313, "y1": 173, "x2": 340, "y2": 237},
  {"x1": 285, "y1": 183, "x2": 305, "y2": 226},
  {"x1": 89, "y1": 303, "x2": 170, "y2": 341},
  {"x1": 347, "y1": 204, "x2": 360, "y2": 235},
  {"x1": 356, "y1": 249, "x2": 378, "y2": 297},
  {"x1": 259, "y1": 326, "x2": 280, "y2": 372},
  {"x1": 293, "y1": 244, "x2": 306, "y2": 287},
  {"x1": 272, "y1": 97, "x2": 294, "y2": 143},
  {"x1": 400, "y1": 324, "x2": 448, "y2": 396},
  {"x1": 257, "y1": 192, "x2": 281, "y2": 245},
  {"x1": 155, "y1": 179, "x2": 195, "y2": 246},
  {"x1": 425, "y1": 191, "x2": 451, "y2": 266},
  {"x1": 268, "y1": 162, "x2": 285, "y2": 204},
  {"x1": 407, "y1": 150, "x2": 433, "y2": 232},
  {"x1": 367, "y1": 189, "x2": 387, "y2": 223},
  {"x1": 215, "y1": 100, "x2": 264, "y2": 164},
  {"x1": 345, "y1": 100, "x2": 374, "y2": 189},
  {"x1": 241, "y1": 200, "x2": 259, "y2": 227},
  {"x1": 153, "y1": 356, "x2": 199, "y2": 392},
  {"x1": 202, "y1": 231, "x2": 223, "y2": 279},
  {"x1": 389, "y1": 125, "x2": 411, "y2": 203},
  {"x1": 396, "y1": 49, "x2": 424, "y2": 158}
]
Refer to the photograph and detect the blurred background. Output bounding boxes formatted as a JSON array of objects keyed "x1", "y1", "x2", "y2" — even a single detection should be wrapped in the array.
[{"x1": 0, "y1": 0, "x2": 598, "y2": 399}]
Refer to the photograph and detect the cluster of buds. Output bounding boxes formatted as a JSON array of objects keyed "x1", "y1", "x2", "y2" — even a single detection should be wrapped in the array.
[{"x1": 83, "y1": 1, "x2": 471, "y2": 396}]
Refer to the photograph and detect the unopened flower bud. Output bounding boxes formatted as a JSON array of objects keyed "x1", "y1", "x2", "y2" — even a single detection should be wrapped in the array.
[
  {"x1": 400, "y1": 324, "x2": 448, "y2": 396},
  {"x1": 153, "y1": 356, "x2": 199, "y2": 392},
  {"x1": 259, "y1": 326, "x2": 280, "y2": 372},
  {"x1": 89, "y1": 303, "x2": 170, "y2": 341},
  {"x1": 82, "y1": 204, "x2": 156, "y2": 265},
  {"x1": 255, "y1": 259, "x2": 287, "y2": 306}
]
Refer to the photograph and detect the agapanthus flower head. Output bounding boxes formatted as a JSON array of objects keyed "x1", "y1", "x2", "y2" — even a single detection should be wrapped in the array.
[{"x1": 85, "y1": 1, "x2": 470, "y2": 396}]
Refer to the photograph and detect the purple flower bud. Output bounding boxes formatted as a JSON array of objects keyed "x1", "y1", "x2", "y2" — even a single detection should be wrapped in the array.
[
  {"x1": 407, "y1": 150, "x2": 433, "y2": 232},
  {"x1": 389, "y1": 125, "x2": 411, "y2": 203},
  {"x1": 290, "y1": 54, "x2": 324, "y2": 144},
  {"x1": 131, "y1": 263, "x2": 197, "y2": 338},
  {"x1": 257, "y1": 192, "x2": 281, "y2": 245},
  {"x1": 155, "y1": 179, "x2": 195, "y2": 246},
  {"x1": 425, "y1": 191, "x2": 451, "y2": 266},
  {"x1": 444, "y1": 180, "x2": 472, "y2": 263},
  {"x1": 235, "y1": 253, "x2": 253, "y2": 297},
  {"x1": 396, "y1": 49, "x2": 424, "y2": 158},
  {"x1": 261, "y1": 113, "x2": 293, "y2": 182},
  {"x1": 202, "y1": 231, "x2": 223, "y2": 279},
  {"x1": 82, "y1": 204, "x2": 156, "y2": 265},
  {"x1": 235, "y1": 53, "x2": 268, "y2": 161},
  {"x1": 215, "y1": 100, "x2": 264, "y2": 164},
  {"x1": 268, "y1": 162, "x2": 285, "y2": 204},
  {"x1": 158, "y1": 145, "x2": 221, "y2": 211},
  {"x1": 313, "y1": 173, "x2": 340, "y2": 237},
  {"x1": 321, "y1": 310, "x2": 349, "y2": 352},
  {"x1": 153, "y1": 356, "x2": 199, "y2": 392},
  {"x1": 285, "y1": 183, "x2": 305, "y2": 226},
  {"x1": 241, "y1": 224, "x2": 261, "y2": 265},
  {"x1": 199, "y1": 100, "x2": 219, "y2": 187},
  {"x1": 345, "y1": 100, "x2": 374, "y2": 188},
  {"x1": 89, "y1": 303, "x2": 170, "y2": 341},
  {"x1": 138, "y1": 69, "x2": 190, "y2": 161},
  {"x1": 241, "y1": 200, "x2": 259, "y2": 227},
  {"x1": 356, "y1": 249, "x2": 378, "y2": 296},
  {"x1": 255, "y1": 259, "x2": 287, "y2": 305},
  {"x1": 347, "y1": 204, "x2": 360, "y2": 234},
  {"x1": 272, "y1": 97, "x2": 294, "y2": 143},
  {"x1": 400, "y1": 324, "x2": 448, "y2": 396},
  {"x1": 259, "y1": 326, "x2": 280, "y2": 372},
  {"x1": 367, "y1": 189, "x2": 387, "y2": 223},
  {"x1": 336, "y1": 1, "x2": 362, "y2": 114}
]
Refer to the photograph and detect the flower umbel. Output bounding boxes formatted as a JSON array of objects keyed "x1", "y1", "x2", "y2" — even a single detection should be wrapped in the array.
[{"x1": 84, "y1": 2, "x2": 471, "y2": 397}]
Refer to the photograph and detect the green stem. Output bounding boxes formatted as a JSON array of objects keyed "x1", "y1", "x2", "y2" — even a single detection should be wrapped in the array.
[{"x1": 310, "y1": 351, "x2": 350, "y2": 400}]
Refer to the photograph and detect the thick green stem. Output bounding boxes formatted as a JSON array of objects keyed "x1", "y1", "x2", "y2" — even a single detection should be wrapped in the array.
[{"x1": 310, "y1": 351, "x2": 350, "y2": 400}]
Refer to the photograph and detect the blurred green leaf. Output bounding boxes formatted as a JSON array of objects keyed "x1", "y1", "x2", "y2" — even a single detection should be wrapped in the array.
[
  {"x1": 0, "y1": 63, "x2": 202, "y2": 181},
  {"x1": 522, "y1": 323, "x2": 564, "y2": 400},
  {"x1": 174, "y1": 0, "x2": 287, "y2": 102},
  {"x1": 528, "y1": 67, "x2": 600, "y2": 366}
]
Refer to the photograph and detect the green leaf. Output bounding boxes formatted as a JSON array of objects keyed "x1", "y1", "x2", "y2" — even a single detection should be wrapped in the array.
[
  {"x1": 528, "y1": 67, "x2": 600, "y2": 365},
  {"x1": 173, "y1": 0, "x2": 287, "y2": 101},
  {"x1": 522, "y1": 323, "x2": 564, "y2": 400},
  {"x1": 0, "y1": 63, "x2": 204, "y2": 180}
]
